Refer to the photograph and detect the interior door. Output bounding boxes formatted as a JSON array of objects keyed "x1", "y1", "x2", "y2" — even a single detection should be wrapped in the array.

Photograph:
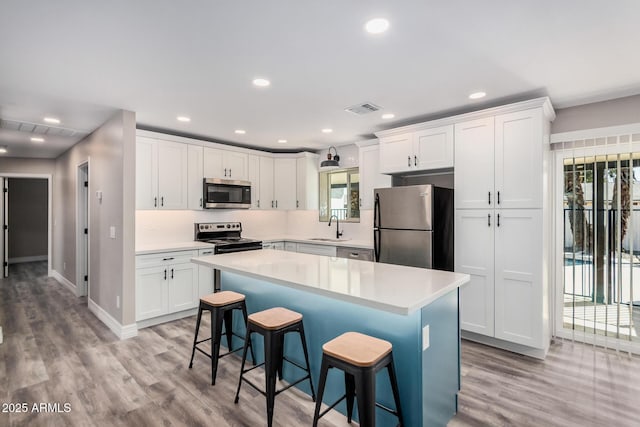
[{"x1": 0, "y1": 178, "x2": 9, "y2": 277}]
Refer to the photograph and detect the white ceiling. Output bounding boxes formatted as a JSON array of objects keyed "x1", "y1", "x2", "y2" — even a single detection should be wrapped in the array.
[{"x1": 1, "y1": 1, "x2": 639, "y2": 158}]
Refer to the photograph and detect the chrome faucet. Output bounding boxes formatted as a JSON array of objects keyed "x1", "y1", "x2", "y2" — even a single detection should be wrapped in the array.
[{"x1": 328, "y1": 215, "x2": 343, "y2": 239}]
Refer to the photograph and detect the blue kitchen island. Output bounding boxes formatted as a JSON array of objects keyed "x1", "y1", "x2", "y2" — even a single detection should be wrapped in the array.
[{"x1": 192, "y1": 249, "x2": 469, "y2": 426}]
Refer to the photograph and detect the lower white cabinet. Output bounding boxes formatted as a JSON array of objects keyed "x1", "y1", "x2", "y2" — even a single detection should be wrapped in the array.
[
  {"x1": 296, "y1": 243, "x2": 337, "y2": 257},
  {"x1": 197, "y1": 248, "x2": 215, "y2": 297},
  {"x1": 456, "y1": 209, "x2": 545, "y2": 350},
  {"x1": 262, "y1": 241, "x2": 284, "y2": 250},
  {"x1": 135, "y1": 250, "x2": 198, "y2": 322},
  {"x1": 284, "y1": 242, "x2": 298, "y2": 252}
]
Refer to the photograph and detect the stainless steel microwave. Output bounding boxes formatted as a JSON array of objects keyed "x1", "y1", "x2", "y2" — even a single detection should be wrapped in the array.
[{"x1": 203, "y1": 178, "x2": 251, "y2": 209}]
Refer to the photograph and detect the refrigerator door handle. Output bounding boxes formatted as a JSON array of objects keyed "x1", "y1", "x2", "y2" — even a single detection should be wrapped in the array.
[
  {"x1": 374, "y1": 193, "x2": 380, "y2": 228},
  {"x1": 374, "y1": 228, "x2": 381, "y2": 262}
]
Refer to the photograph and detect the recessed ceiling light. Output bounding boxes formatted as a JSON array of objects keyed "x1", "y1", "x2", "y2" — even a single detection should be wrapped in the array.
[
  {"x1": 277, "y1": 139, "x2": 287, "y2": 144},
  {"x1": 234, "y1": 129, "x2": 246, "y2": 135},
  {"x1": 469, "y1": 91, "x2": 486, "y2": 100},
  {"x1": 31, "y1": 137, "x2": 45, "y2": 142},
  {"x1": 253, "y1": 78, "x2": 271, "y2": 87},
  {"x1": 177, "y1": 116, "x2": 191, "y2": 122},
  {"x1": 0, "y1": 146, "x2": 7, "y2": 154},
  {"x1": 44, "y1": 117, "x2": 60, "y2": 124},
  {"x1": 381, "y1": 113, "x2": 395, "y2": 119},
  {"x1": 365, "y1": 18, "x2": 390, "y2": 34},
  {"x1": 321, "y1": 128, "x2": 333, "y2": 134}
]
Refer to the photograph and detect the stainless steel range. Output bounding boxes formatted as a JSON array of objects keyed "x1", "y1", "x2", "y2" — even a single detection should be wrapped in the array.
[{"x1": 194, "y1": 222, "x2": 262, "y2": 254}]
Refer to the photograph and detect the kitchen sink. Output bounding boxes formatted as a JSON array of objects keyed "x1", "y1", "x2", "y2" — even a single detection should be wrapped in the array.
[{"x1": 308, "y1": 237, "x2": 350, "y2": 242}]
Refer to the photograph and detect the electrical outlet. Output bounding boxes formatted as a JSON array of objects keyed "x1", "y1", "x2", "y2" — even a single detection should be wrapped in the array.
[
  {"x1": 116, "y1": 296, "x2": 120, "y2": 309},
  {"x1": 422, "y1": 325, "x2": 430, "y2": 351},
  {"x1": 110, "y1": 226, "x2": 116, "y2": 239}
]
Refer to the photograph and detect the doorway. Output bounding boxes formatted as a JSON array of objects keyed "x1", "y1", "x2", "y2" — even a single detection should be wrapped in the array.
[{"x1": 76, "y1": 162, "x2": 89, "y2": 297}]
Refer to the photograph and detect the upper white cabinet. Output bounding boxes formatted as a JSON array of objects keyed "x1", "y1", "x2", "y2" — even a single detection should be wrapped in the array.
[
  {"x1": 273, "y1": 158, "x2": 297, "y2": 210},
  {"x1": 136, "y1": 137, "x2": 188, "y2": 210},
  {"x1": 358, "y1": 143, "x2": 392, "y2": 210},
  {"x1": 259, "y1": 156, "x2": 275, "y2": 209},
  {"x1": 455, "y1": 109, "x2": 544, "y2": 210},
  {"x1": 203, "y1": 147, "x2": 248, "y2": 180},
  {"x1": 296, "y1": 154, "x2": 319, "y2": 210},
  {"x1": 187, "y1": 145, "x2": 204, "y2": 210},
  {"x1": 247, "y1": 155, "x2": 261, "y2": 209},
  {"x1": 378, "y1": 124, "x2": 454, "y2": 174}
]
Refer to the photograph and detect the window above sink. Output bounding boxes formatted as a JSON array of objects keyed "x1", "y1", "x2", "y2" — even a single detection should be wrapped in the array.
[{"x1": 319, "y1": 167, "x2": 360, "y2": 223}]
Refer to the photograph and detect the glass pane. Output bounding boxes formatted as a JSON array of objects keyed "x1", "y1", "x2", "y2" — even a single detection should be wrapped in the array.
[{"x1": 318, "y1": 167, "x2": 360, "y2": 222}]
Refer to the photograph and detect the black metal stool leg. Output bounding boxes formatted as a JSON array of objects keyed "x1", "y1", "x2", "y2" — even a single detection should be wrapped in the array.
[
  {"x1": 345, "y1": 372, "x2": 356, "y2": 423},
  {"x1": 223, "y1": 308, "x2": 234, "y2": 350},
  {"x1": 312, "y1": 356, "x2": 330, "y2": 427},
  {"x1": 275, "y1": 333, "x2": 285, "y2": 381},
  {"x1": 211, "y1": 308, "x2": 224, "y2": 385},
  {"x1": 354, "y1": 369, "x2": 376, "y2": 427},
  {"x1": 387, "y1": 356, "x2": 404, "y2": 427},
  {"x1": 264, "y1": 332, "x2": 279, "y2": 427},
  {"x1": 298, "y1": 325, "x2": 316, "y2": 401},
  {"x1": 188, "y1": 306, "x2": 203, "y2": 369},
  {"x1": 234, "y1": 325, "x2": 252, "y2": 404},
  {"x1": 241, "y1": 304, "x2": 256, "y2": 364}
]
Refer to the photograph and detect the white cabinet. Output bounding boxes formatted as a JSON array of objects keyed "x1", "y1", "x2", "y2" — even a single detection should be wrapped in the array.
[
  {"x1": 296, "y1": 243, "x2": 337, "y2": 257},
  {"x1": 358, "y1": 144, "x2": 391, "y2": 209},
  {"x1": 296, "y1": 155, "x2": 319, "y2": 210},
  {"x1": 135, "y1": 250, "x2": 198, "y2": 322},
  {"x1": 187, "y1": 145, "x2": 204, "y2": 210},
  {"x1": 259, "y1": 156, "x2": 275, "y2": 210},
  {"x1": 273, "y1": 158, "x2": 297, "y2": 210},
  {"x1": 455, "y1": 109, "x2": 543, "y2": 210},
  {"x1": 262, "y1": 241, "x2": 284, "y2": 250},
  {"x1": 136, "y1": 137, "x2": 188, "y2": 210},
  {"x1": 247, "y1": 155, "x2": 260, "y2": 209},
  {"x1": 284, "y1": 242, "x2": 298, "y2": 252},
  {"x1": 203, "y1": 147, "x2": 248, "y2": 180},
  {"x1": 378, "y1": 125, "x2": 454, "y2": 174},
  {"x1": 197, "y1": 248, "x2": 215, "y2": 297}
]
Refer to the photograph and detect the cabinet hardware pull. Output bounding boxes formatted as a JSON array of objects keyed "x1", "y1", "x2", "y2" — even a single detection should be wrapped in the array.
[
  {"x1": 164, "y1": 269, "x2": 167, "y2": 280},
  {"x1": 359, "y1": 198, "x2": 362, "y2": 207},
  {"x1": 154, "y1": 197, "x2": 157, "y2": 207},
  {"x1": 271, "y1": 200, "x2": 274, "y2": 208},
  {"x1": 162, "y1": 257, "x2": 174, "y2": 261},
  {"x1": 497, "y1": 191, "x2": 501, "y2": 205},
  {"x1": 414, "y1": 155, "x2": 417, "y2": 166},
  {"x1": 257, "y1": 200, "x2": 260, "y2": 208},
  {"x1": 296, "y1": 200, "x2": 299, "y2": 208},
  {"x1": 161, "y1": 196, "x2": 164, "y2": 207},
  {"x1": 171, "y1": 268, "x2": 174, "y2": 279},
  {"x1": 488, "y1": 213, "x2": 491, "y2": 227},
  {"x1": 202, "y1": 251, "x2": 213, "y2": 255},
  {"x1": 408, "y1": 156, "x2": 411, "y2": 167},
  {"x1": 350, "y1": 253, "x2": 359, "y2": 257},
  {"x1": 276, "y1": 200, "x2": 278, "y2": 208},
  {"x1": 497, "y1": 213, "x2": 501, "y2": 227},
  {"x1": 224, "y1": 168, "x2": 227, "y2": 177},
  {"x1": 229, "y1": 169, "x2": 231, "y2": 177},
  {"x1": 488, "y1": 191, "x2": 491, "y2": 205},
  {"x1": 199, "y1": 198, "x2": 202, "y2": 207}
]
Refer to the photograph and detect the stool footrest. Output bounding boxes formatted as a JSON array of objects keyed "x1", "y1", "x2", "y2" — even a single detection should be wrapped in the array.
[
  {"x1": 318, "y1": 394, "x2": 347, "y2": 419},
  {"x1": 238, "y1": 374, "x2": 312, "y2": 399},
  {"x1": 376, "y1": 402, "x2": 399, "y2": 416}
]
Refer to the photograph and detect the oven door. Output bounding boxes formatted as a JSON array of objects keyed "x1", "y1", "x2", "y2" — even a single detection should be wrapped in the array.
[{"x1": 204, "y1": 178, "x2": 251, "y2": 209}]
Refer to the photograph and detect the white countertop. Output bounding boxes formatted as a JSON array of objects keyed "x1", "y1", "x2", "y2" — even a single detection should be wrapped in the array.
[
  {"x1": 136, "y1": 241, "x2": 215, "y2": 255},
  {"x1": 192, "y1": 250, "x2": 469, "y2": 315},
  {"x1": 254, "y1": 235, "x2": 373, "y2": 249}
]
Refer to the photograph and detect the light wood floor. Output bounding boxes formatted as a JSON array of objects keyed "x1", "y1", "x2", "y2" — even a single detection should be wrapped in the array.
[{"x1": 1, "y1": 262, "x2": 640, "y2": 427}]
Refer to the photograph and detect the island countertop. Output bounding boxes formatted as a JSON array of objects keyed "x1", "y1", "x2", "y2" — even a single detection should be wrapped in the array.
[{"x1": 192, "y1": 249, "x2": 469, "y2": 315}]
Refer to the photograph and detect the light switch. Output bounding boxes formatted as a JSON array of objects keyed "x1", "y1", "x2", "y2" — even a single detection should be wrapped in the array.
[
  {"x1": 422, "y1": 325, "x2": 430, "y2": 351},
  {"x1": 110, "y1": 226, "x2": 116, "y2": 239}
]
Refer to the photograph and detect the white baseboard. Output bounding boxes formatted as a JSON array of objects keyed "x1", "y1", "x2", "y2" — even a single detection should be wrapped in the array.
[
  {"x1": 0, "y1": 326, "x2": 3, "y2": 345},
  {"x1": 461, "y1": 330, "x2": 548, "y2": 360},
  {"x1": 50, "y1": 270, "x2": 76, "y2": 295},
  {"x1": 136, "y1": 308, "x2": 198, "y2": 330},
  {"x1": 9, "y1": 255, "x2": 48, "y2": 264},
  {"x1": 88, "y1": 298, "x2": 138, "y2": 340}
]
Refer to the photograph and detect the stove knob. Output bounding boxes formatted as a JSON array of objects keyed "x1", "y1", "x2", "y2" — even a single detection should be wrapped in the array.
[{"x1": 226, "y1": 224, "x2": 231, "y2": 228}]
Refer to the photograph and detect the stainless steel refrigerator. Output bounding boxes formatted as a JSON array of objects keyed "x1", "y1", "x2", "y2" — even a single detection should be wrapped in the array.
[{"x1": 373, "y1": 184, "x2": 454, "y2": 270}]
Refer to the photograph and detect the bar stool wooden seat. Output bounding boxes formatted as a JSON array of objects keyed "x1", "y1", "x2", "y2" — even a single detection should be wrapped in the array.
[
  {"x1": 312, "y1": 332, "x2": 403, "y2": 427},
  {"x1": 188, "y1": 290, "x2": 255, "y2": 385},
  {"x1": 234, "y1": 307, "x2": 316, "y2": 427}
]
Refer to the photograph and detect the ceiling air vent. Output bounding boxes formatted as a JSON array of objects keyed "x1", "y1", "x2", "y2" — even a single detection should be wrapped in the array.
[
  {"x1": 0, "y1": 119, "x2": 87, "y2": 138},
  {"x1": 344, "y1": 102, "x2": 382, "y2": 115}
]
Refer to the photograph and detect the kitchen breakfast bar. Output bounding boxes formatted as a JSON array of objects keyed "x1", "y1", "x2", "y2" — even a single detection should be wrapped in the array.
[{"x1": 192, "y1": 249, "x2": 469, "y2": 426}]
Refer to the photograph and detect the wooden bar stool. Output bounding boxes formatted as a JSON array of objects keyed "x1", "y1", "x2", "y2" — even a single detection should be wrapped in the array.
[
  {"x1": 234, "y1": 307, "x2": 316, "y2": 427},
  {"x1": 188, "y1": 290, "x2": 255, "y2": 385},
  {"x1": 312, "y1": 332, "x2": 403, "y2": 427}
]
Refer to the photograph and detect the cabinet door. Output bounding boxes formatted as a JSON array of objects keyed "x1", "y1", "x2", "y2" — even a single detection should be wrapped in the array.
[
  {"x1": 187, "y1": 145, "x2": 204, "y2": 210},
  {"x1": 414, "y1": 125, "x2": 454, "y2": 170},
  {"x1": 359, "y1": 145, "x2": 391, "y2": 210},
  {"x1": 223, "y1": 151, "x2": 248, "y2": 180},
  {"x1": 296, "y1": 156, "x2": 319, "y2": 210},
  {"x1": 203, "y1": 147, "x2": 224, "y2": 178},
  {"x1": 378, "y1": 133, "x2": 414, "y2": 174},
  {"x1": 259, "y1": 156, "x2": 274, "y2": 209},
  {"x1": 494, "y1": 209, "x2": 543, "y2": 348},
  {"x1": 168, "y1": 263, "x2": 198, "y2": 312},
  {"x1": 273, "y1": 158, "x2": 297, "y2": 210},
  {"x1": 136, "y1": 138, "x2": 159, "y2": 209},
  {"x1": 495, "y1": 109, "x2": 543, "y2": 209},
  {"x1": 284, "y1": 242, "x2": 298, "y2": 252},
  {"x1": 247, "y1": 155, "x2": 260, "y2": 209},
  {"x1": 198, "y1": 248, "x2": 215, "y2": 297},
  {"x1": 454, "y1": 117, "x2": 495, "y2": 209},
  {"x1": 455, "y1": 209, "x2": 495, "y2": 336},
  {"x1": 158, "y1": 141, "x2": 188, "y2": 209},
  {"x1": 135, "y1": 266, "x2": 169, "y2": 321},
  {"x1": 296, "y1": 243, "x2": 337, "y2": 257}
]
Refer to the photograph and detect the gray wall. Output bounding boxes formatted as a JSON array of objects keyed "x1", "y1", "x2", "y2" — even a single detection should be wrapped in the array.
[
  {"x1": 552, "y1": 94, "x2": 640, "y2": 134},
  {"x1": 7, "y1": 178, "x2": 48, "y2": 261},
  {"x1": 0, "y1": 157, "x2": 55, "y2": 175},
  {"x1": 54, "y1": 110, "x2": 136, "y2": 326}
]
